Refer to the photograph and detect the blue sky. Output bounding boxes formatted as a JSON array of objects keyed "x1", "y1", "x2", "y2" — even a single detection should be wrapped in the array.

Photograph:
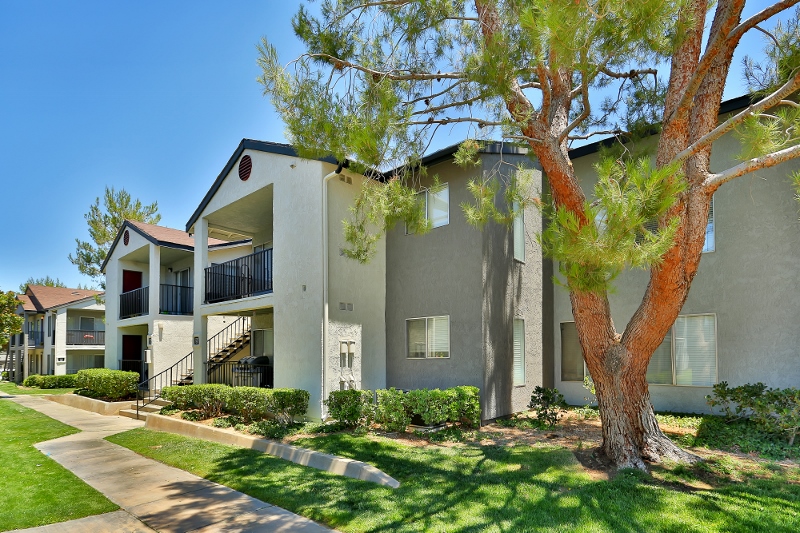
[{"x1": 0, "y1": 1, "x2": 787, "y2": 292}]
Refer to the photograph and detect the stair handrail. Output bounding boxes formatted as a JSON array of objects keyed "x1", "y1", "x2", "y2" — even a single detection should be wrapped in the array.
[
  {"x1": 136, "y1": 351, "x2": 193, "y2": 418},
  {"x1": 207, "y1": 316, "x2": 251, "y2": 361}
]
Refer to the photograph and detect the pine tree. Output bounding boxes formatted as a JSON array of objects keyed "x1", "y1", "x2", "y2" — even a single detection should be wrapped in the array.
[
  {"x1": 258, "y1": 0, "x2": 800, "y2": 469},
  {"x1": 19, "y1": 276, "x2": 67, "y2": 293},
  {"x1": 69, "y1": 187, "x2": 160, "y2": 289}
]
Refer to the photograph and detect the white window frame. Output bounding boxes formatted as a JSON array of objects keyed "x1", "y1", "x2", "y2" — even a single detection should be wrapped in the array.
[
  {"x1": 406, "y1": 183, "x2": 450, "y2": 234},
  {"x1": 647, "y1": 313, "x2": 718, "y2": 387},
  {"x1": 405, "y1": 315, "x2": 450, "y2": 359},
  {"x1": 513, "y1": 317, "x2": 525, "y2": 386}
]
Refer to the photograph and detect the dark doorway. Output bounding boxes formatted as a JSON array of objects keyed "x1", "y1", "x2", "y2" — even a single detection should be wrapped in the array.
[
  {"x1": 121, "y1": 334, "x2": 145, "y2": 380},
  {"x1": 122, "y1": 270, "x2": 143, "y2": 293}
]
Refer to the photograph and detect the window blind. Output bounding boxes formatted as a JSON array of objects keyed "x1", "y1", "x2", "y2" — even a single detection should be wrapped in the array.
[
  {"x1": 427, "y1": 316, "x2": 449, "y2": 358},
  {"x1": 560, "y1": 322, "x2": 585, "y2": 381},
  {"x1": 674, "y1": 315, "x2": 716, "y2": 386},
  {"x1": 646, "y1": 333, "x2": 673, "y2": 385},
  {"x1": 513, "y1": 318, "x2": 525, "y2": 386},
  {"x1": 513, "y1": 202, "x2": 525, "y2": 262}
]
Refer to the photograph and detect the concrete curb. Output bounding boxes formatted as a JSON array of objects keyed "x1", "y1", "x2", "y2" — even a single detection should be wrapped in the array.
[
  {"x1": 46, "y1": 393, "x2": 133, "y2": 416},
  {"x1": 145, "y1": 414, "x2": 400, "y2": 489}
]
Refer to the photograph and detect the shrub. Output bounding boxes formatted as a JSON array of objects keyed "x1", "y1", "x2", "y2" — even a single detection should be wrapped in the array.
[
  {"x1": 227, "y1": 387, "x2": 270, "y2": 423},
  {"x1": 406, "y1": 388, "x2": 450, "y2": 426},
  {"x1": 162, "y1": 386, "x2": 192, "y2": 410},
  {"x1": 1, "y1": 371, "x2": 8, "y2": 380},
  {"x1": 448, "y1": 386, "x2": 481, "y2": 428},
  {"x1": 76, "y1": 369, "x2": 139, "y2": 401},
  {"x1": 325, "y1": 389, "x2": 374, "y2": 427},
  {"x1": 269, "y1": 388, "x2": 310, "y2": 425},
  {"x1": 529, "y1": 386, "x2": 565, "y2": 428},
  {"x1": 185, "y1": 384, "x2": 231, "y2": 419},
  {"x1": 375, "y1": 388, "x2": 411, "y2": 432},
  {"x1": 38, "y1": 374, "x2": 78, "y2": 389},
  {"x1": 706, "y1": 381, "x2": 767, "y2": 420},
  {"x1": 23, "y1": 375, "x2": 43, "y2": 387}
]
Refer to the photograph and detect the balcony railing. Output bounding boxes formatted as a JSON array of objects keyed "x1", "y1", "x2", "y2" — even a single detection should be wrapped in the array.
[
  {"x1": 204, "y1": 249, "x2": 273, "y2": 304},
  {"x1": 205, "y1": 361, "x2": 273, "y2": 388},
  {"x1": 27, "y1": 331, "x2": 43, "y2": 346},
  {"x1": 160, "y1": 284, "x2": 193, "y2": 315},
  {"x1": 120, "y1": 287, "x2": 149, "y2": 319},
  {"x1": 66, "y1": 330, "x2": 105, "y2": 345}
]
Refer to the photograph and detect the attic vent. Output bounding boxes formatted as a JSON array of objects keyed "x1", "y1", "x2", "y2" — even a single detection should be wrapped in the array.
[
  {"x1": 239, "y1": 155, "x2": 252, "y2": 181},
  {"x1": 71, "y1": 291, "x2": 80, "y2": 295},
  {"x1": 123, "y1": 230, "x2": 130, "y2": 246}
]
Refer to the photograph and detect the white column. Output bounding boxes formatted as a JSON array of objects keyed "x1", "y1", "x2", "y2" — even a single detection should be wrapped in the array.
[
  {"x1": 54, "y1": 309, "x2": 67, "y2": 375},
  {"x1": 193, "y1": 218, "x2": 209, "y2": 383},
  {"x1": 149, "y1": 244, "x2": 161, "y2": 317}
]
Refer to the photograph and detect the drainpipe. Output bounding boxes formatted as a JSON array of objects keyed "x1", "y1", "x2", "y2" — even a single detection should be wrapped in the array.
[{"x1": 321, "y1": 162, "x2": 344, "y2": 419}]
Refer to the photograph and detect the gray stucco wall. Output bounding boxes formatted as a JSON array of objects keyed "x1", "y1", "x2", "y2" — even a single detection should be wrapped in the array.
[{"x1": 552, "y1": 126, "x2": 800, "y2": 413}]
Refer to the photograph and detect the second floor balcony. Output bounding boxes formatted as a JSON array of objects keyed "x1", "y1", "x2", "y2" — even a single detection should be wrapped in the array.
[
  {"x1": 27, "y1": 331, "x2": 43, "y2": 347},
  {"x1": 205, "y1": 249, "x2": 273, "y2": 304},
  {"x1": 66, "y1": 330, "x2": 106, "y2": 345},
  {"x1": 120, "y1": 287, "x2": 149, "y2": 319},
  {"x1": 160, "y1": 284, "x2": 193, "y2": 315}
]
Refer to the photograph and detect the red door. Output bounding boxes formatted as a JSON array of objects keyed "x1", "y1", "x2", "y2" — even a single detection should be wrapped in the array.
[
  {"x1": 122, "y1": 270, "x2": 142, "y2": 293},
  {"x1": 121, "y1": 335, "x2": 144, "y2": 378}
]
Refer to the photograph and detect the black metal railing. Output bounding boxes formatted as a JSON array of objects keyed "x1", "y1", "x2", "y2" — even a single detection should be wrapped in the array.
[
  {"x1": 160, "y1": 284, "x2": 193, "y2": 315},
  {"x1": 27, "y1": 331, "x2": 43, "y2": 346},
  {"x1": 205, "y1": 361, "x2": 273, "y2": 389},
  {"x1": 204, "y1": 249, "x2": 273, "y2": 304},
  {"x1": 66, "y1": 330, "x2": 105, "y2": 345},
  {"x1": 120, "y1": 287, "x2": 149, "y2": 319},
  {"x1": 136, "y1": 351, "x2": 193, "y2": 418},
  {"x1": 119, "y1": 359, "x2": 148, "y2": 381},
  {"x1": 208, "y1": 317, "x2": 251, "y2": 362}
]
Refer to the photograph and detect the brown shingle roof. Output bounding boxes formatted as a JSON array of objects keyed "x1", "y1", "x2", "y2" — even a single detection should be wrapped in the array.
[
  {"x1": 16, "y1": 294, "x2": 37, "y2": 312},
  {"x1": 127, "y1": 220, "x2": 229, "y2": 248},
  {"x1": 23, "y1": 285, "x2": 103, "y2": 312}
]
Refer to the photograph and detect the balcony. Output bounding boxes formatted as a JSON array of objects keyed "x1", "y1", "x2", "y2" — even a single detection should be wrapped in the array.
[
  {"x1": 160, "y1": 284, "x2": 193, "y2": 315},
  {"x1": 204, "y1": 249, "x2": 273, "y2": 304},
  {"x1": 67, "y1": 330, "x2": 106, "y2": 345},
  {"x1": 27, "y1": 331, "x2": 43, "y2": 347},
  {"x1": 120, "y1": 287, "x2": 149, "y2": 319}
]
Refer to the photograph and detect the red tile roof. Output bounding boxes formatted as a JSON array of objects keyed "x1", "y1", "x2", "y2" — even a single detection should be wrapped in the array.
[{"x1": 22, "y1": 285, "x2": 103, "y2": 313}]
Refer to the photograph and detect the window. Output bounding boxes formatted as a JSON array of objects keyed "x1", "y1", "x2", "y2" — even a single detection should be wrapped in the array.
[
  {"x1": 647, "y1": 314, "x2": 717, "y2": 386},
  {"x1": 513, "y1": 201, "x2": 525, "y2": 262},
  {"x1": 406, "y1": 316, "x2": 450, "y2": 359},
  {"x1": 640, "y1": 196, "x2": 714, "y2": 252},
  {"x1": 560, "y1": 322, "x2": 585, "y2": 381},
  {"x1": 406, "y1": 184, "x2": 449, "y2": 233},
  {"x1": 340, "y1": 341, "x2": 354, "y2": 368},
  {"x1": 513, "y1": 318, "x2": 525, "y2": 386},
  {"x1": 79, "y1": 316, "x2": 95, "y2": 332}
]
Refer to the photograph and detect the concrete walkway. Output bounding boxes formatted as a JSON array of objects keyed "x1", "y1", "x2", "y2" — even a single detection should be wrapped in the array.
[{"x1": 3, "y1": 393, "x2": 331, "y2": 532}]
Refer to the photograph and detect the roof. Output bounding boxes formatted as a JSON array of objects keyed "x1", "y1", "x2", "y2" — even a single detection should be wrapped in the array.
[
  {"x1": 21, "y1": 285, "x2": 103, "y2": 313},
  {"x1": 186, "y1": 139, "x2": 339, "y2": 232},
  {"x1": 101, "y1": 220, "x2": 251, "y2": 273}
]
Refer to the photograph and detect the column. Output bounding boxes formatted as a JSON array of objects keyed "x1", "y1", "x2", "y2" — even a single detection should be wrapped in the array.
[
  {"x1": 192, "y1": 218, "x2": 209, "y2": 383},
  {"x1": 149, "y1": 243, "x2": 161, "y2": 317}
]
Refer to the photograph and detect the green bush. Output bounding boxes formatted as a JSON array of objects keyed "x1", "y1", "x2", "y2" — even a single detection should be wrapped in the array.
[
  {"x1": 186, "y1": 384, "x2": 231, "y2": 419},
  {"x1": 76, "y1": 369, "x2": 139, "y2": 401},
  {"x1": 227, "y1": 387, "x2": 270, "y2": 423},
  {"x1": 162, "y1": 386, "x2": 192, "y2": 410},
  {"x1": 448, "y1": 386, "x2": 481, "y2": 428},
  {"x1": 529, "y1": 386, "x2": 565, "y2": 428},
  {"x1": 325, "y1": 389, "x2": 374, "y2": 427},
  {"x1": 23, "y1": 375, "x2": 43, "y2": 387},
  {"x1": 1, "y1": 371, "x2": 8, "y2": 380},
  {"x1": 706, "y1": 382, "x2": 767, "y2": 420},
  {"x1": 375, "y1": 388, "x2": 411, "y2": 432},
  {"x1": 39, "y1": 374, "x2": 77, "y2": 389},
  {"x1": 406, "y1": 389, "x2": 450, "y2": 426},
  {"x1": 269, "y1": 388, "x2": 310, "y2": 425}
]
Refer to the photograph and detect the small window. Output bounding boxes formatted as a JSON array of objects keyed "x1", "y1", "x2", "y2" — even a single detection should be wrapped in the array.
[
  {"x1": 513, "y1": 202, "x2": 525, "y2": 262},
  {"x1": 513, "y1": 318, "x2": 525, "y2": 386},
  {"x1": 647, "y1": 314, "x2": 717, "y2": 386},
  {"x1": 79, "y1": 317, "x2": 95, "y2": 332},
  {"x1": 406, "y1": 316, "x2": 450, "y2": 359},
  {"x1": 702, "y1": 197, "x2": 715, "y2": 253},
  {"x1": 560, "y1": 322, "x2": 585, "y2": 381},
  {"x1": 406, "y1": 183, "x2": 450, "y2": 234}
]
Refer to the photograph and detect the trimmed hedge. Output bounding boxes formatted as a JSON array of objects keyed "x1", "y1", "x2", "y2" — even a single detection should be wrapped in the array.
[
  {"x1": 325, "y1": 389, "x2": 374, "y2": 427},
  {"x1": 76, "y1": 368, "x2": 139, "y2": 401},
  {"x1": 23, "y1": 374, "x2": 78, "y2": 389},
  {"x1": 162, "y1": 385, "x2": 310, "y2": 425},
  {"x1": 330, "y1": 386, "x2": 482, "y2": 432}
]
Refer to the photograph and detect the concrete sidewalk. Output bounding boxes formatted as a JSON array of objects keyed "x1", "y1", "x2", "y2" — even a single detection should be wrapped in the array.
[{"x1": 4, "y1": 393, "x2": 331, "y2": 532}]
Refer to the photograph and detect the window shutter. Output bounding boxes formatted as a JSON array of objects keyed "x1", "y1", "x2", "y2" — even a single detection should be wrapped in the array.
[
  {"x1": 513, "y1": 318, "x2": 525, "y2": 386},
  {"x1": 646, "y1": 333, "x2": 673, "y2": 385},
  {"x1": 407, "y1": 319, "x2": 427, "y2": 358},
  {"x1": 560, "y1": 322, "x2": 585, "y2": 381},
  {"x1": 427, "y1": 316, "x2": 449, "y2": 358},
  {"x1": 674, "y1": 315, "x2": 716, "y2": 386},
  {"x1": 513, "y1": 202, "x2": 525, "y2": 262}
]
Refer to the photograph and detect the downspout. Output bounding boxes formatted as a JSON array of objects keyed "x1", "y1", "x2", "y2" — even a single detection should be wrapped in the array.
[{"x1": 321, "y1": 161, "x2": 344, "y2": 419}]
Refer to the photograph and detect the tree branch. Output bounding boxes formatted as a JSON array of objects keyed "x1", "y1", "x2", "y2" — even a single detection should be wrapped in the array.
[
  {"x1": 560, "y1": 68, "x2": 591, "y2": 143},
  {"x1": 407, "y1": 117, "x2": 503, "y2": 126},
  {"x1": 728, "y1": 0, "x2": 800, "y2": 43},
  {"x1": 671, "y1": 70, "x2": 800, "y2": 164},
  {"x1": 705, "y1": 143, "x2": 800, "y2": 189},
  {"x1": 410, "y1": 95, "x2": 486, "y2": 116},
  {"x1": 598, "y1": 67, "x2": 658, "y2": 80},
  {"x1": 568, "y1": 129, "x2": 626, "y2": 141},
  {"x1": 403, "y1": 80, "x2": 467, "y2": 105},
  {"x1": 304, "y1": 53, "x2": 466, "y2": 80}
]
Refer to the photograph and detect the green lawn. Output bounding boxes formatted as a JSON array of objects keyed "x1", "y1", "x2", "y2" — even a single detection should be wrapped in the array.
[
  {"x1": 0, "y1": 400, "x2": 117, "y2": 530},
  {"x1": 108, "y1": 427, "x2": 800, "y2": 532},
  {"x1": 0, "y1": 381, "x2": 75, "y2": 395}
]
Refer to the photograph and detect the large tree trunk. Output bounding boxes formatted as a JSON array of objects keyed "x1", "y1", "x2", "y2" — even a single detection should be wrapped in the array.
[{"x1": 590, "y1": 344, "x2": 699, "y2": 470}]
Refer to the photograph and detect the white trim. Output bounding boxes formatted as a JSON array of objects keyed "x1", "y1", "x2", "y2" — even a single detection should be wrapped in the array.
[{"x1": 405, "y1": 315, "x2": 451, "y2": 359}]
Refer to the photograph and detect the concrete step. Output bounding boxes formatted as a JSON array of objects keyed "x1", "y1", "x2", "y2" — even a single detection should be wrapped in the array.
[
  {"x1": 119, "y1": 408, "x2": 147, "y2": 421},
  {"x1": 139, "y1": 397, "x2": 172, "y2": 407}
]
